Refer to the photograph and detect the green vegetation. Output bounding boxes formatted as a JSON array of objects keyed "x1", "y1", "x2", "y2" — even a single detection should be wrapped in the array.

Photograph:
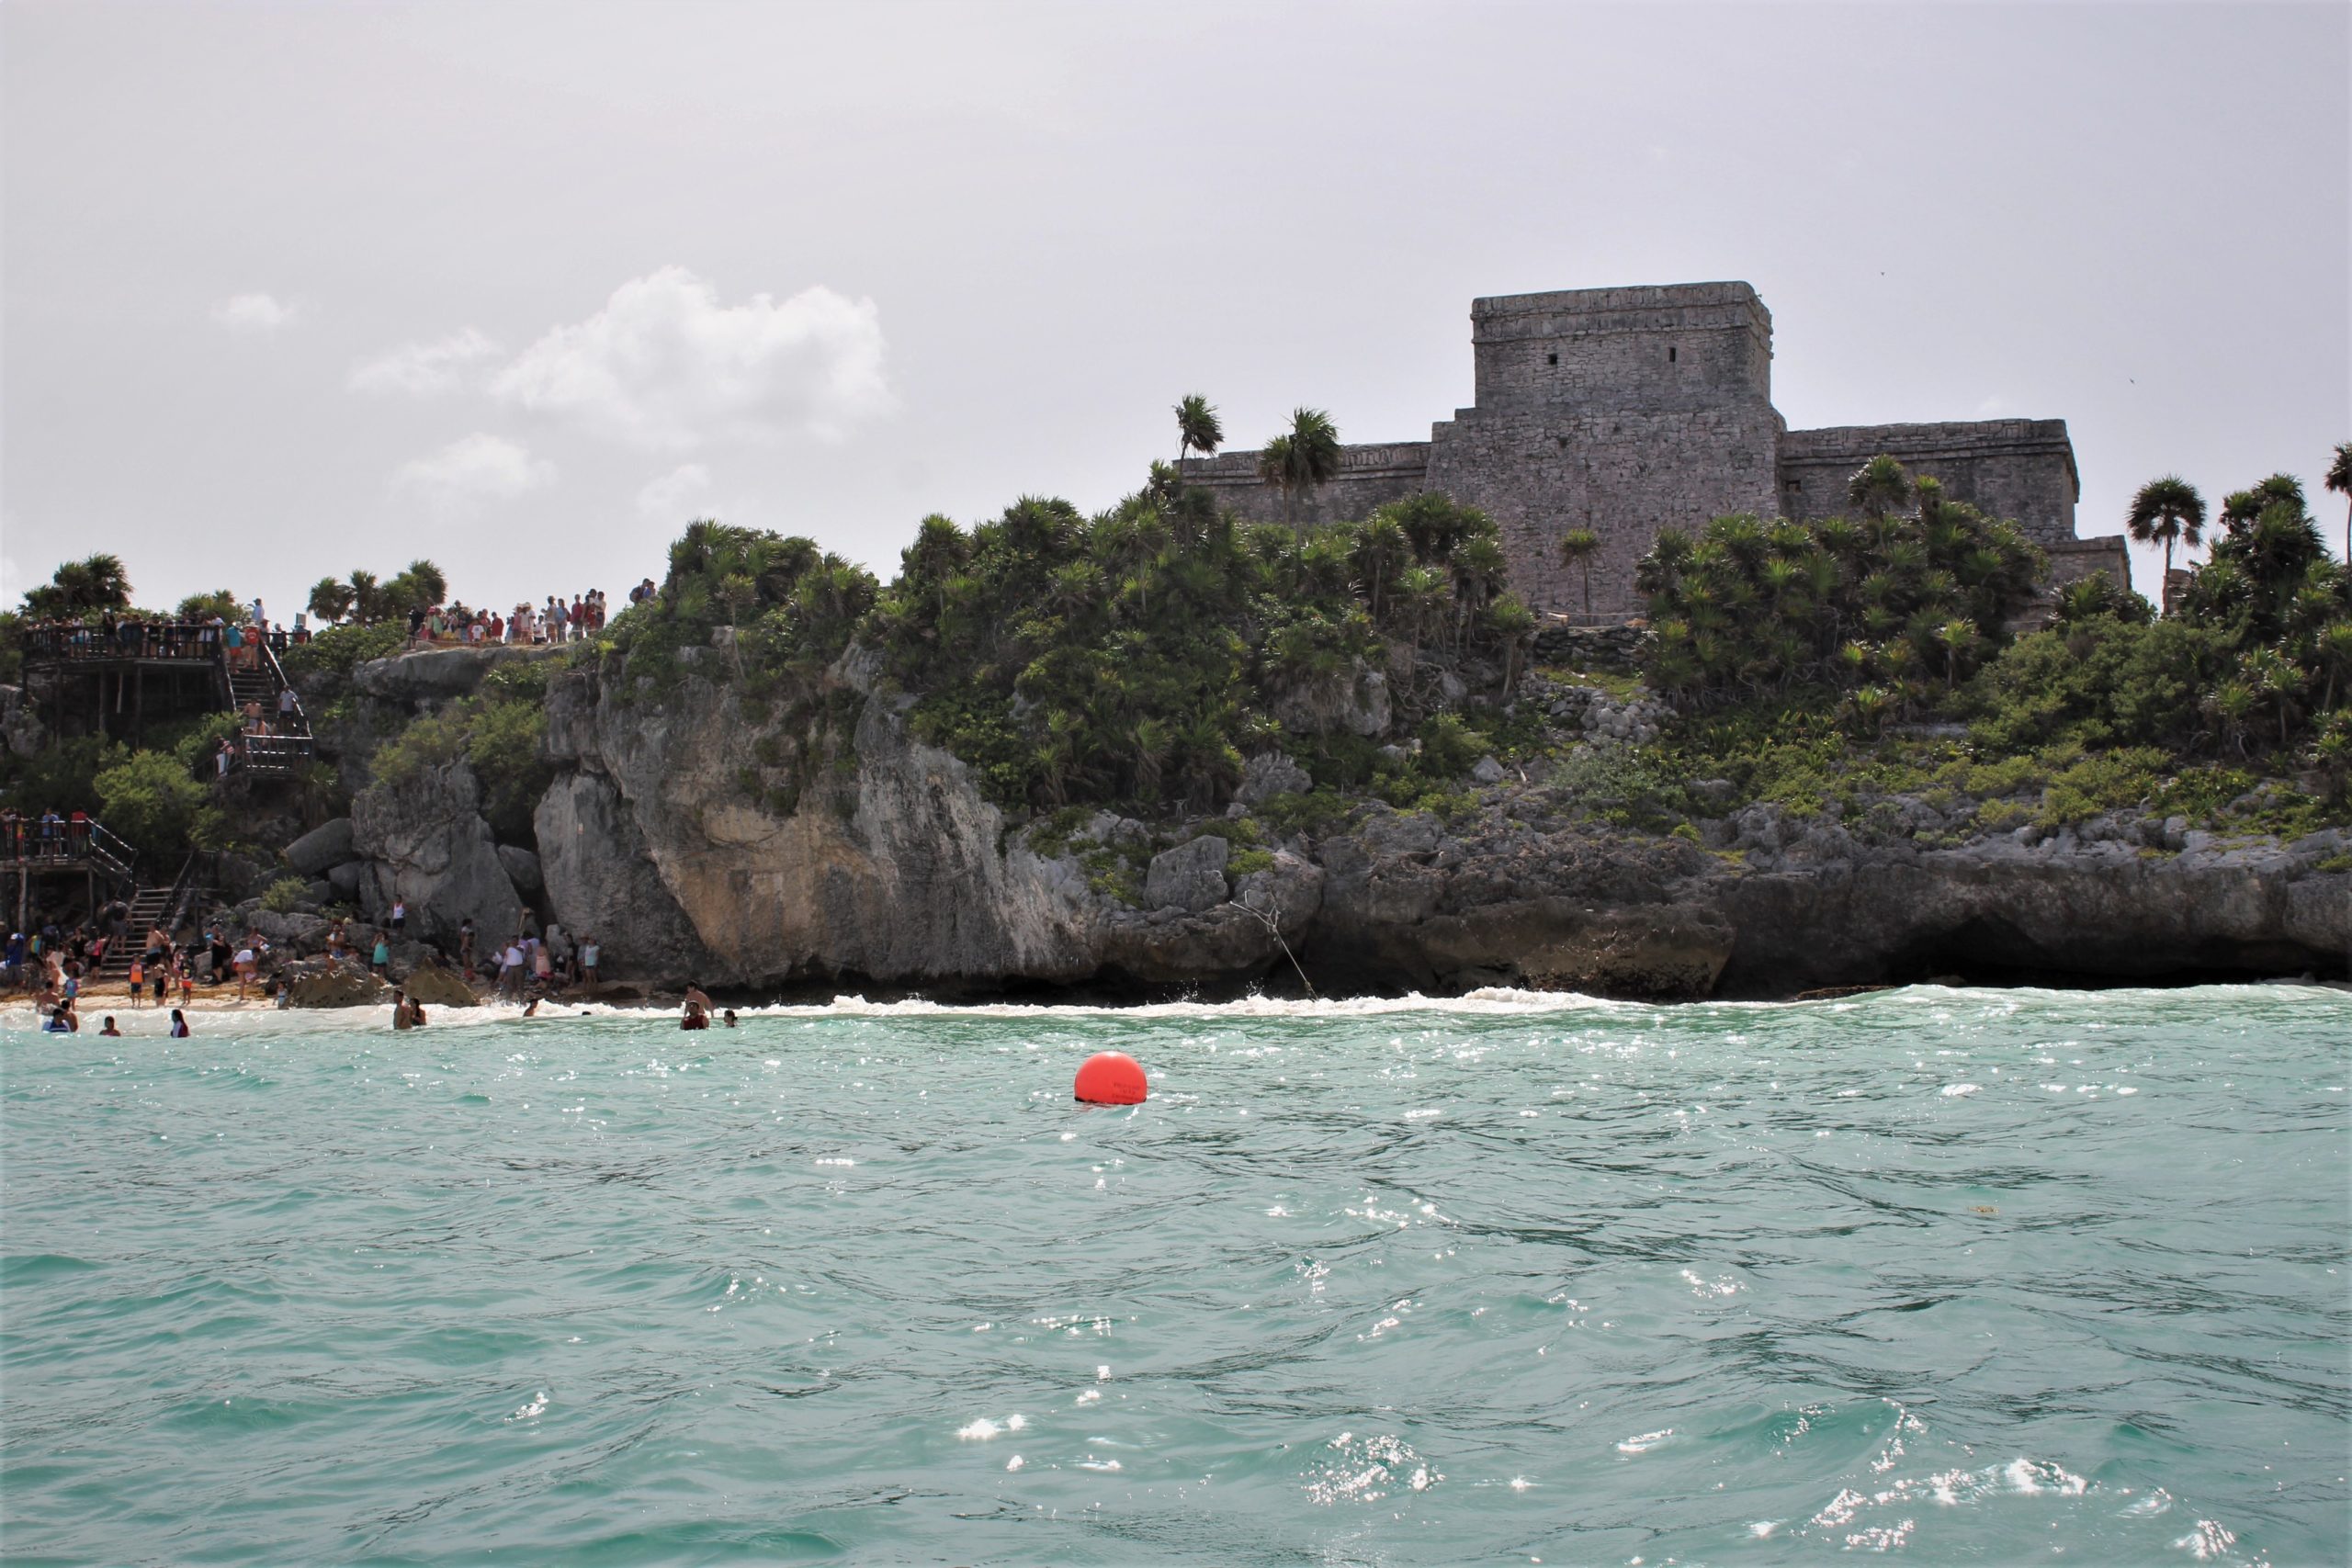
[
  {"x1": 92, "y1": 747, "x2": 226, "y2": 863},
  {"x1": 277, "y1": 620, "x2": 408, "y2": 681},
  {"x1": 19, "y1": 554, "x2": 133, "y2": 621},
  {"x1": 866, "y1": 478, "x2": 1533, "y2": 814},
  {"x1": 304, "y1": 559, "x2": 447, "y2": 626},
  {"x1": 1640, "y1": 465, "x2": 2043, "y2": 708},
  {"x1": 367, "y1": 661, "x2": 551, "y2": 840},
  {"x1": 6, "y1": 417, "x2": 2345, "y2": 926},
  {"x1": 1628, "y1": 451, "x2": 2351, "y2": 836}
]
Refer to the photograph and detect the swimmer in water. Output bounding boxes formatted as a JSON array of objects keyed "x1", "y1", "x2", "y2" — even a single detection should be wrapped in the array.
[
  {"x1": 99, "y1": 1015, "x2": 121, "y2": 1036},
  {"x1": 721, "y1": 1009, "x2": 738, "y2": 1027}
]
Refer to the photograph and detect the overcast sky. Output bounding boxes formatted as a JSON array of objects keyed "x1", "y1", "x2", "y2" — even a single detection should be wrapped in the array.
[{"x1": 5, "y1": 1, "x2": 2346, "y2": 620}]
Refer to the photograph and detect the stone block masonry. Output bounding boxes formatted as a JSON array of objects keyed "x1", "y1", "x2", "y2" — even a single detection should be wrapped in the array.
[{"x1": 1182, "y1": 281, "x2": 2128, "y2": 616}]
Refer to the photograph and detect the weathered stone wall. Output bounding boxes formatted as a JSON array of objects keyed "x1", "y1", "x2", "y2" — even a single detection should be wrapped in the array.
[
  {"x1": 1168, "y1": 281, "x2": 2094, "y2": 623},
  {"x1": 2045, "y1": 536, "x2": 2133, "y2": 594},
  {"x1": 1469, "y1": 282, "x2": 1773, "y2": 413},
  {"x1": 1178, "y1": 443, "x2": 1430, "y2": 527},
  {"x1": 1427, "y1": 405, "x2": 1782, "y2": 619},
  {"x1": 1778, "y1": 420, "x2": 2080, "y2": 545}
]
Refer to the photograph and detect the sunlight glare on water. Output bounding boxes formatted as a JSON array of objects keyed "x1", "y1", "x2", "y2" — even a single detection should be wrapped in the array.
[{"x1": 2, "y1": 984, "x2": 2346, "y2": 1564}]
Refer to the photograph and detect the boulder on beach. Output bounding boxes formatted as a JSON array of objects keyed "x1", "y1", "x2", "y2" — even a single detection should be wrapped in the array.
[
  {"x1": 285, "y1": 963, "x2": 390, "y2": 1009},
  {"x1": 400, "y1": 964, "x2": 481, "y2": 1008}
]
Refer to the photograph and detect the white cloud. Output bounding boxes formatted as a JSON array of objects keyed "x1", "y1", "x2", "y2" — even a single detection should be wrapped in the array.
[
  {"x1": 395, "y1": 434, "x2": 555, "y2": 508},
  {"x1": 490, "y1": 266, "x2": 890, "y2": 450},
  {"x1": 211, "y1": 292, "x2": 301, "y2": 332},
  {"x1": 636, "y1": 462, "x2": 713, "y2": 519},
  {"x1": 349, "y1": 328, "x2": 503, "y2": 396}
]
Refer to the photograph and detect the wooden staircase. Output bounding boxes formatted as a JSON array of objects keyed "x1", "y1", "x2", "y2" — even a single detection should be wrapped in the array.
[
  {"x1": 88, "y1": 858, "x2": 208, "y2": 980},
  {"x1": 219, "y1": 637, "x2": 312, "y2": 778}
]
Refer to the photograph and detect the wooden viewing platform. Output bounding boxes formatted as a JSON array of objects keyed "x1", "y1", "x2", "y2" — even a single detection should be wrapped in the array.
[{"x1": 17, "y1": 621, "x2": 314, "y2": 773}]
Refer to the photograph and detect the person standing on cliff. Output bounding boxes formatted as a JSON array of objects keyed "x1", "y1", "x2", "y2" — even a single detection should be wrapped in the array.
[{"x1": 579, "y1": 934, "x2": 600, "y2": 986}]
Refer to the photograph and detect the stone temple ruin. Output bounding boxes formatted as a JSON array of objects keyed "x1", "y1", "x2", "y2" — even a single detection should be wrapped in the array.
[{"x1": 1178, "y1": 281, "x2": 2129, "y2": 620}]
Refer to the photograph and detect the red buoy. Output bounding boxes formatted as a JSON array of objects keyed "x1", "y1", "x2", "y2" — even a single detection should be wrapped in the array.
[{"x1": 1074, "y1": 1051, "x2": 1148, "y2": 1105}]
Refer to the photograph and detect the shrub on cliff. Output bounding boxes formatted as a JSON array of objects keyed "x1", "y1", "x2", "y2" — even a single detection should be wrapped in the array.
[
  {"x1": 93, "y1": 748, "x2": 225, "y2": 863},
  {"x1": 1972, "y1": 466, "x2": 2350, "y2": 764},
  {"x1": 597, "y1": 520, "x2": 876, "y2": 699},
  {"x1": 1637, "y1": 461, "x2": 2044, "y2": 709},
  {"x1": 278, "y1": 621, "x2": 407, "y2": 681},
  {"x1": 871, "y1": 481, "x2": 1534, "y2": 813},
  {"x1": 367, "y1": 667, "x2": 549, "y2": 842},
  {"x1": 1966, "y1": 618, "x2": 2226, "y2": 754}
]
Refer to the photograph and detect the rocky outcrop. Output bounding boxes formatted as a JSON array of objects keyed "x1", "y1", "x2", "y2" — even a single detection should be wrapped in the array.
[
  {"x1": 283, "y1": 818, "x2": 355, "y2": 877},
  {"x1": 285, "y1": 961, "x2": 389, "y2": 1009},
  {"x1": 353, "y1": 645, "x2": 551, "y2": 704},
  {"x1": 533, "y1": 771, "x2": 717, "y2": 982},
  {"x1": 496, "y1": 844, "x2": 543, "y2": 897},
  {"x1": 1713, "y1": 818, "x2": 2352, "y2": 992},
  {"x1": 495, "y1": 659, "x2": 2352, "y2": 1000},
  {"x1": 400, "y1": 964, "x2": 481, "y2": 1008},
  {"x1": 1144, "y1": 836, "x2": 1229, "y2": 913},
  {"x1": 350, "y1": 761, "x2": 524, "y2": 948},
  {"x1": 0, "y1": 683, "x2": 45, "y2": 759}
]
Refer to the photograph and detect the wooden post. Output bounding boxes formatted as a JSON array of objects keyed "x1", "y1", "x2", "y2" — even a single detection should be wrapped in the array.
[{"x1": 134, "y1": 664, "x2": 144, "y2": 748}]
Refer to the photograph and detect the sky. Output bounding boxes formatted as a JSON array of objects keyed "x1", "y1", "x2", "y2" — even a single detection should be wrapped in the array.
[{"x1": 4, "y1": 0, "x2": 2347, "y2": 620}]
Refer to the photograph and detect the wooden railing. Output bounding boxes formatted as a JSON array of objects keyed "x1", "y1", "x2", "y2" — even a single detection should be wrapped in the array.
[{"x1": 0, "y1": 817, "x2": 138, "y2": 882}]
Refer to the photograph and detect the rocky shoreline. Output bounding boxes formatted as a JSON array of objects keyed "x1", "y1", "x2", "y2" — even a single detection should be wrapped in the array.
[{"x1": 227, "y1": 645, "x2": 2350, "y2": 1006}]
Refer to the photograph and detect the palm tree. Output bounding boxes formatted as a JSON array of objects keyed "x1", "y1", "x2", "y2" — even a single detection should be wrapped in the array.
[
  {"x1": 401, "y1": 559, "x2": 448, "y2": 606},
  {"x1": 901, "y1": 513, "x2": 970, "y2": 619},
  {"x1": 307, "y1": 577, "x2": 356, "y2": 625},
  {"x1": 2219, "y1": 473, "x2": 2307, "y2": 535},
  {"x1": 1558, "y1": 528, "x2": 1600, "y2": 615},
  {"x1": 2325, "y1": 440, "x2": 2351, "y2": 563},
  {"x1": 1487, "y1": 594, "x2": 1536, "y2": 697},
  {"x1": 345, "y1": 570, "x2": 383, "y2": 624},
  {"x1": 1351, "y1": 515, "x2": 1410, "y2": 621},
  {"x1": 1175, "y1": 395, "x2": 1223, "y2": 467},
  {"x1": 2312, "y1": 620, "x2": 2352, "y2": 712},
  {"x1": 1450, "y1": 535, "x2": 1509, "y2": 653},
  {"x1": 1848, "y1": 455, "x2": 1914, "y2": 522},
  {"x1": 24, "y1": 553, "x2": 133, "y2": 618},
  {"x1": 1257, "y1": 408, "x2": 1341, "y2": 525},
  {"x1": 2124, "y1": 475, "x2": 2206, "y2": 612}
]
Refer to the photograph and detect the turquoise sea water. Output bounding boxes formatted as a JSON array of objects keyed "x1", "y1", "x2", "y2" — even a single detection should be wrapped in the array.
[{"x1": 2, "y1": 986, "x2": 2346, "y2": 1566}]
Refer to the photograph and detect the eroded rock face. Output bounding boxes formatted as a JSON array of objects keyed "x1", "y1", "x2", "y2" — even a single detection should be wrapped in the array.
[
  {"x1": 353, "y1": 645, "x2": 550, "y2": 703},
  {"x1": 522, "y1": 659, "x2": 2350, "y2": 998},
  {"x1": 351, "y1": 761, "x2": 524, "y2": 949},
  {"x1": 283, "y1": 818, "x2": 355, "y2": 877},
  {"x1": 497, "y1": 844, "x2": 543, "y2": 897},
  {"x1": 0, "y1": 684, "x2": 46, "y2": 759},
  {"x1": 1272, "y1": 665, "x2": 1390, "y2": 738},
  {"x1": 1145, "y1": 836, "x2": 1230, "y2": 913},
  {"x1": 534, "y1": 771, "x2": 715, "y2": 983},
  {"x1": 285, "y1": 962, "x2": 389, "y2": 1009},
  {"x1": 401, "y1": 964, "x2": 480, "y2": 1008}
]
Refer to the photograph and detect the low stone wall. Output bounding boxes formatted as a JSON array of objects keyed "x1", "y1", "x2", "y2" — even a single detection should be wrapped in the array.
[{"x1": 1531, "y1": 620, "x2": 1645, "y2": 671}]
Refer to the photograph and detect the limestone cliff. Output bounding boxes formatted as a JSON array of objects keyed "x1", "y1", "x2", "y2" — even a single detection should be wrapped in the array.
[{"x1": 503, "y1": 658, "x2": 2348, "y2": 998}]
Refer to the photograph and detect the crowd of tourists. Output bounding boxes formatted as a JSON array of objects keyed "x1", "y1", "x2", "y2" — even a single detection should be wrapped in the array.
[
  {"x1": 1, "y1": 807, "x2": 96, "y2": 863},
  {"x1": 17, "y1": 601, "x2": 313, "y2": 663},
  {"x1": 406, "y1": 590, "x2": 613, "y2": 649},
  {"x1": 4, "y1": 912, "x2": 278, "y2": 1032}
]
